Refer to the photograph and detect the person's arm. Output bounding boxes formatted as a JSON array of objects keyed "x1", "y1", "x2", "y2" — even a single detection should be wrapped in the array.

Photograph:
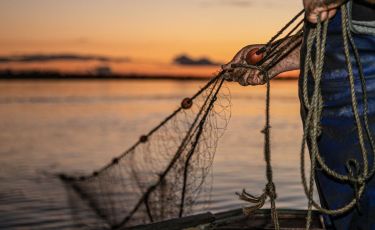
[
  {"x1": 222, "y1": 0, "x2": 342, "y2": 86},
  {"x1": 222, "y1": 36, "x2": 301, "y2": 86}
]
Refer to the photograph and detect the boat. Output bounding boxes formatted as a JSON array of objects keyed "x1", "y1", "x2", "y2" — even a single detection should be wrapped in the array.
[{"x1": 126, "y1": 208, "x2": 324, "y2": 230}]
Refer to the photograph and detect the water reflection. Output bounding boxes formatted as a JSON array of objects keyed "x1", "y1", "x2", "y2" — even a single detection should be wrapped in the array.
[{"x1": 0, "y1": 79, "x2": 315, "y2": 229}]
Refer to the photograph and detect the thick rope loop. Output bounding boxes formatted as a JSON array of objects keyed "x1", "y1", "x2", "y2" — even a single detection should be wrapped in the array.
[
  {"x1": 300, "y1": 5, "x2": 375, "y2": 229},
  {"x1": 232, "y1": 4, "x2": 374, "y2": 228},
  {"x1": 232, "y1": 49, "x2": 280, "y2": 230}
]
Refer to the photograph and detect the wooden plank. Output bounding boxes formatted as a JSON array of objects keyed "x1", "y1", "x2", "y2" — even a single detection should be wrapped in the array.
[
  {"x1": 124, "y1": 212, "x2": 215, "y2": 230},
  {"x1": 211, "y1": 209, "x2": 323, "y2": 230},
  {"x1": 122, "y1": 209, "x2": 323, "y2": 230}
]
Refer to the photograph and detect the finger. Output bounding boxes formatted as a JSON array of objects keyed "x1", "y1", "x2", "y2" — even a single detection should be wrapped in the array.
[
  {"x1": 319, "y1": 10, "x2": 329, "y2": 22},
  {"x1": 222, "y1": 72, "x2": 232, "y2": 81},
  {"x1": 305, "y1": 1, "x2": 342, "y2": 24},
  {"x1": 306, "y1": 11, "x2": 320, "y2": 24},
  {"x1": 238, "y1": 74, "x2": 249, "y2": 86},
  {"x1": 221, "y1": 63, "x2": 231, "y2": 71},
  {"x1": 225, "y1": 71, "x2": 238, "y2": 83},
  {"x1": 239, "y1": 70, "x2": 258, "y2": 86},
  {"x1": 255, "y1": 72, "x2": 265, "y2": 85},
  {"x1": 231, "y1": 68, "x2": 247, "y2": 86},
  {"x1": 307, "y1": 11, "x2": 329, "y2": 23},
  {"x1": 238, "y1": 77, "x2": 249, "y2": 86},
  {"x1": 246, "y1": 70, "x2": 264, "y2": 86}
]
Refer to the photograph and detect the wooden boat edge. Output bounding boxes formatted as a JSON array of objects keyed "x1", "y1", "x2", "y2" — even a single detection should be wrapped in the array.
[{"x1": 123, "y1": 208, "x2": 324, "y2": 230}]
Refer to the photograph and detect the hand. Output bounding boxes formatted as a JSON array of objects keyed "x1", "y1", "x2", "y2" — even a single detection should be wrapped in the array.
[
  {"x1": 222, "y1": 44, "x2": 266, "y2": 86},
  {"x1": 303, "y1": 0, "x2": 346, "y2": 23},
  {"x1": 222, "y1": 36, "x2": 301, "y2": 86}
]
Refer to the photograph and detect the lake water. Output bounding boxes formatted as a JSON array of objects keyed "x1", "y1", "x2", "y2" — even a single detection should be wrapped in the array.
[{"x1": 0, "y1": 79, "x2": 318, "y2": 229}]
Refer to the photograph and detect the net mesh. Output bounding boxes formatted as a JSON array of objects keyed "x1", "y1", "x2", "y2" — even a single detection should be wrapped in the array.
[
  {"x1": 59, "y1": 75, "x2": 231, "y2": 229},
  {"x1": 59, "y1": 11, "x2": 305, "y2": 229}
]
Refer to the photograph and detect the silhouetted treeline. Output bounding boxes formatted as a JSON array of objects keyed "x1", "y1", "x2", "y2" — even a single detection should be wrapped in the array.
[
  {"x1": 0, "y1": 70, "x2": 297, "y2": 81},
  {"x1": 0, "y1": 70, "x2": 210, "y2": 81}
]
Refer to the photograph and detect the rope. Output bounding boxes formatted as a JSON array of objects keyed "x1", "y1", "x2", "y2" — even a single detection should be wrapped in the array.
[
  {"x1": 233, "y1": 9, "x2": 305, "y2": 230},
  {"x1": 233, "y1": 2, "x2": 374, "y2": 229},
  {"x1": 235, "y1": 67, "x2": 279, "y2": 229},
  {"x1": 300, "y1": 3, "x2": 375, "y2": 229},
  {"x1": 256, "y1": 9, "x2": 304, "y2": 55},
  {"x1": 60, "y1": 3, "x2": 375, "y2": 229}
]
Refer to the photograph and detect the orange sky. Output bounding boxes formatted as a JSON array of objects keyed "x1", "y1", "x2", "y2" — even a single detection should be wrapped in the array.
[{"x1": 0, "y1": 0, "x2": 302, "y2": 76}]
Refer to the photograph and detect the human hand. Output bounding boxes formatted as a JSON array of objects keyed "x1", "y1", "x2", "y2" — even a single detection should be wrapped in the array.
[
  {"x1": 222, "y1": 36, "x2": 301, "y2": 86},
  {"x1": 303, "y1": 0, "x2": 346, "y2": 23},
  {"x1": 222, "y1": 44, "x2": 266, "y2": 86}
]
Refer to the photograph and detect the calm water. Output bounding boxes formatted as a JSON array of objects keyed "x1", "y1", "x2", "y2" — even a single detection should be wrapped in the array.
[{"x1": 0, "y1": 79, "x2": 317, "y2": 229}]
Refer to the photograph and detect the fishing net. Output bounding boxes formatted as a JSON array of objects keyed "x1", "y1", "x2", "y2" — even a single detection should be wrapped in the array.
[
  {"x1": 59, "y1": 8, "x2": 307, "y2": 230},
  {"x1": 59, "y1": 75, "x2": 231, "y2": 229},
  {"x1": 59, "y1": 3, "x2": 374, "y2": 229}
]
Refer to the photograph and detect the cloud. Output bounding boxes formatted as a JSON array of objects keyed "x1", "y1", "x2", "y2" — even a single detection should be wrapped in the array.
[
  {"x1": 173, "y1": 54, "x2": 221, "y2": 66},
  {"x1": 0, "y1": 54, "x2": 130, "y2": 63}
]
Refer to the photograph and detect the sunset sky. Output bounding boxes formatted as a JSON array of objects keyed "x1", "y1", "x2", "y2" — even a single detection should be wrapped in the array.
[{"x1": 0, "y1": 0, "x2": 302, "y2": 76}]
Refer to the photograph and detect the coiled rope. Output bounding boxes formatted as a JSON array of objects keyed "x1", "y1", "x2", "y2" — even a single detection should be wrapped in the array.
[
  {"x1": 232, "y1": 2, "x2": 375, "y2": 229},
  {"x1": 300, "y1": 3, "x2": 375, "y2": 229}
]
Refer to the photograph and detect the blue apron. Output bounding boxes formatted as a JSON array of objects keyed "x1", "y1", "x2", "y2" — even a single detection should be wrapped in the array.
[{"x1": 299, "y1": 8, "x2": 375, "y2": 230}]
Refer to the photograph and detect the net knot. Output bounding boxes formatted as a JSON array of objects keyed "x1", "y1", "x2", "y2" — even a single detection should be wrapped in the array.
[
  {"x1": 112, "y1": 157, "x2": 119, "y2": 164},
  {"x1": 261, "y1": 125, "x2": 271, "y2": 134},
  {"x1": 346, "y1": 159, "x2": 363, "y2": 184},
  {"x1": 266, "y1": 182, "x2": 277, "y2": 200},
  {"x1": 346, "y1": 159, "x2": 364, "y2": 213},
  {"x1": 140, "y1": 135, "x2": 148, "y2": 143},
  {"x1": 236, "y1": 189, "x2": 267, "y2": 216}
]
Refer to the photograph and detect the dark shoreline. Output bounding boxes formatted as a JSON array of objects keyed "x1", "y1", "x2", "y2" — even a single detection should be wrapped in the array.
[{"x1": 0, "y1": 71, "x2": 297, "y2": 81}]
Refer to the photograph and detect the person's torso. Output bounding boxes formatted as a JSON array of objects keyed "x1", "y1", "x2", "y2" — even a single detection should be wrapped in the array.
[{"x1": 352, "y1": 0, "x2": 375, "y2": 21}]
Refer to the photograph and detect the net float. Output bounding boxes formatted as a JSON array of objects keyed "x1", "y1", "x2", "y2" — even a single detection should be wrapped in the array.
[
  {"x1": 245, "y1": 48, "x2": 264, "y2": 65},
  {"x1": 181, "y1": 97, "x2": 193, "y2": 109}
]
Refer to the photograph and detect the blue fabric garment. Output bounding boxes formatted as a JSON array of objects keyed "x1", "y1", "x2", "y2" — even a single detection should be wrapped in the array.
[{"x1": 299, "y1": 9, "x2": 375, "y2": 230}]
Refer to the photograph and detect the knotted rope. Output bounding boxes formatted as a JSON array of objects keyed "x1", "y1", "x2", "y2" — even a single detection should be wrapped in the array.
[
  {"x1": 235, "y1": 67, "x2": 280, "y2": 229},
  {"x1": 228, "y1": 9, "x2": 306, "y2": 230},
  {"x1": 231, "y1": 2, "x2": 375, "y2": 229},
  {"x1": 300, "y1": 4, "x2": 375, "y2": 229},
  {"x1": 228, "y1": 9, "x2": 305, "y2": 230}
]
